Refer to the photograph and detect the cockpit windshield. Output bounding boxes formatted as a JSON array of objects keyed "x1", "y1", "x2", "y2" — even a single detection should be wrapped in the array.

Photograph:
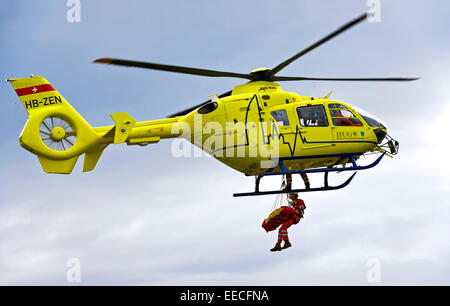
[{"x1": 350, "y1": 105, "x2": 387, "y2": 130}]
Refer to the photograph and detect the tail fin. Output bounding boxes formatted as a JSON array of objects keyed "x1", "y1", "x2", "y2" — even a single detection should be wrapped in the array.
[{"x1": 8, "y1": 76, "x2": 104, "y2": 174}]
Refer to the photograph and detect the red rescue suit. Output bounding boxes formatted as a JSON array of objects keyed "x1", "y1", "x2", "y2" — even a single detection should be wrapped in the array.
[
  {"x1": 334, "y1": 110, "x2": 362, "y2": 126},
  {"x1": 285, "y1": 173, "x2": 310, "y2": 189},
  {"x1": 277, "y1": 199, "x2": 306, "y2": 243}
]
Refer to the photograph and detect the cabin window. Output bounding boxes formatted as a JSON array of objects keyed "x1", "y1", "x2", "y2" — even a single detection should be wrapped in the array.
[
  {"x1": 296, "y1": 105, "x2": 329, "y2": 127},
  {"x1": 271, "y1": 109, "x2": 290, "y2": 126},
  {"x1": 328, "y1": 103, "x2": 362, "y2": 126},
  {"x1": 197, "y1": 102, "x2": 218, "y2": 114}
]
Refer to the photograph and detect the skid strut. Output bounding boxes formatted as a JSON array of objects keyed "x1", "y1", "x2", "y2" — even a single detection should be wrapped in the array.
[{"x1": 233, "y1": 153, "x2": 385, "y2": 197}]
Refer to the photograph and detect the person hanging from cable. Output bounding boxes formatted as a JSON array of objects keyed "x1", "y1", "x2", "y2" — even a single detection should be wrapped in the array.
[
  {"x1": 270, "y1": 192, "x2": 306, "y2": 252},
  {"x1": 284, "y1": 173, "x2": 310, "y2": 191}
]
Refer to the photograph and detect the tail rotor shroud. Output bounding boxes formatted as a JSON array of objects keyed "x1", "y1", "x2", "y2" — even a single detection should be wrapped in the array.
[{"x1": 39, "y1": 116, "x2": 77, "y2": 151}]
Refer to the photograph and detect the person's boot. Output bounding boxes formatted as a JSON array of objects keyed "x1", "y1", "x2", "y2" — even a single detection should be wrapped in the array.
[
  {"x1": 281, "y1": 240, "x2": 292, "y2": 250},
  {"x1": 270, "y1": 243, "x2": 282, "y2": 252},
  {"x1": 283, "y1": 185, "x2": 292, "y2": 191},
  {"x1": 305, "y1": 183, "x2": 310, "y2": 190}
]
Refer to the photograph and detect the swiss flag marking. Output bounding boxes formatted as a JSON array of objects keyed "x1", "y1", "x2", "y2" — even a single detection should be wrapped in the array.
[{"x1": 15, "y1": 84, "x2": 56, "y2": 97}]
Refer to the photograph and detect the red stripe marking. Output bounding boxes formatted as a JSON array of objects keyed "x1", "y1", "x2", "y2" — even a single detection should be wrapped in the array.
[{"x1": 15, "y1": 84, "x2": 56, "y2": 97}]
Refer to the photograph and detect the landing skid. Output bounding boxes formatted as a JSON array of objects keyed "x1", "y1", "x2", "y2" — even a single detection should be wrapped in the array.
[
  {"x1": 233, "y1": 172, "x2": 357, "y2": 197},
  {"x1": 233, "y1": 153, "x2": 385, "y2": 197}
]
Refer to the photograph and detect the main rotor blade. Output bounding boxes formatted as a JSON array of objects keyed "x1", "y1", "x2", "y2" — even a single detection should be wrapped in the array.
[
  {"x1": 269, "y1": 13, "x2": 368, "y2": 78},
  {"x1": 93, "y1": 58, "x2": 255, "y2": 80},
  {"x1": 167, "y1": 90, "x2": 232, "y2": 118},
  {"x1": 272, "y1": 76, "x2": 420, "y2": 82}
]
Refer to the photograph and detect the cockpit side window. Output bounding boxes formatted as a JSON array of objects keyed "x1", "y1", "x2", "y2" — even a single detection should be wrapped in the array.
[
  {"x1": 296, "y1": 105, "x2": 329, "y2": 127},
  {"x1": 271, "y1": 109, "x2": 290, "y2": 126},
  {"x1": 329, "y1": 103, "x2": 362, "y2": 127}
]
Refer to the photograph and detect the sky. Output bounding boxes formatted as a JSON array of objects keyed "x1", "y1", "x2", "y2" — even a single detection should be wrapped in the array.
[{"x1": 1, "y1": 0, "x2": 449, "y2": 285}]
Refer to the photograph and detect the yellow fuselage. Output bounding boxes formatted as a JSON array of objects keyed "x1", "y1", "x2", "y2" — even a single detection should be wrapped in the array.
[{"x1": 99, "y1": 81, "x2": 381, "y2": 176}]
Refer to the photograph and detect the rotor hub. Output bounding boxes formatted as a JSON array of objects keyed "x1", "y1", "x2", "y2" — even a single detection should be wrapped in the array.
[
  {"x1": 250, "y1": 68, "x2": 273, "y2": 81},
  {"x1": 250, "y1": 67, "x2": 271, "y2": 74},
  {"x1": 51, "y1": 126, "x2": 66, "y2": 141}
]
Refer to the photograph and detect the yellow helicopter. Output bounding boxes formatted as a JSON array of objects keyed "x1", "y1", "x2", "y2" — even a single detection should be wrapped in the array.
[{"x1": 8, "y1": 13, "x2": 417, "y2": 197}]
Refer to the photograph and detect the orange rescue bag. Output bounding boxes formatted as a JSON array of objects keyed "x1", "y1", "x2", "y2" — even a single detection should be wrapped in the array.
[{"x1": 262, "y1": 206, "x2": 297, "y2": 232}]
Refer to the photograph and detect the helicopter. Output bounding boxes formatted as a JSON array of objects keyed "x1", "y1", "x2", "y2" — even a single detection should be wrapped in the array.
[{"x1": 8, "y1": 12, "x2": 417, "y2": 197}]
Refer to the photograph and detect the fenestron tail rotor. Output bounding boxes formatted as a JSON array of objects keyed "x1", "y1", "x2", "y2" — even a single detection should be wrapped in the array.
[{"x1": 39, "y1": 116, "x2": 77, "y2": 151}]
